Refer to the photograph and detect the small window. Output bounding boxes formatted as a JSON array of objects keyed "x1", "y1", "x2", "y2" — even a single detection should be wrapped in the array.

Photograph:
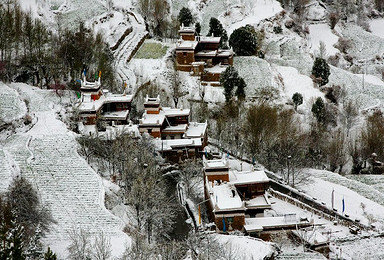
[
  {"x1": 147, "y1": 129, "x2": 152, "y2": 134},
  {"x1": 227, "y1": 217, "x2": 233, "y2": 223}
]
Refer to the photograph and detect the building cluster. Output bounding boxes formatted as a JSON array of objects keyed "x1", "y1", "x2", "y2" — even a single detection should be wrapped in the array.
[
  {"x1": 176, "y1": 25, "x2": 233, "y2": 85},
  {"x1": 77, "y1": 80, "x2": 207, "y2": 162},
  {"x1": 203, "y1": 157, "x2": 311, "y2": 234}
]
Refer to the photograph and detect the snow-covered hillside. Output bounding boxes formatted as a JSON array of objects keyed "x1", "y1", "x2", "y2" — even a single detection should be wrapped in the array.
[{"x1": 0, "y1": 83, "x2": 129, "y2": 258}]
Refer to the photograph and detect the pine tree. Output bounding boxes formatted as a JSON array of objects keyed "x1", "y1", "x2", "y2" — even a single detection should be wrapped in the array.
[
  {"x1": 44, "y1": 247, "x2": 57, "y2": 260},
  {"x1": 229, "y1": 25, "x2": 258, "y2": 56},
  {"x1": 207, "y1": 17, "x2": 228, "y2": 48},
  {"x1": 195, "y1": 22, "x2": 201, "y2": 35},
  {"x1": 178, "y1": 7, "x2": 193, "y2": 26},
  {"x1": 292, "y1": 92, "x2": 303, "y2": 110},
  {"x1": 220, "y1": 66, "x2": 247, "y2": 102},
  {"x1": 312, "y1": 57, "x2": 331, "y2": 86},
  {"x1": 311, "y1": 97, "x2": 326, "y2": 124}
]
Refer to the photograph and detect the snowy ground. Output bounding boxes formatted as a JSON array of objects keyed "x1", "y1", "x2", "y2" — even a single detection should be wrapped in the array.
[
  {"x1": 0, "y1": 82, "x2": 27, "y2": 124},
  {"x1": 307, "y1": 23, "x2": 339, "y2": 56},
  {"x1": 0, "y1": 83, "x2": 130, "y2": 259}
]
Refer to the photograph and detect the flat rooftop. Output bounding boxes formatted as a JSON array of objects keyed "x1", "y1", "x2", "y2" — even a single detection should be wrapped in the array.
[
  {"x1": 155, "y1": 138, "x2": 202, "y2": 151},
  {"x1": 139, "y1": 110, "x2": 165, "y2": 126},
  {"x1": 229, "y1": 170, "x2": 269, "y2": 185},
  {"x1": 163, "y1": 107, "x2": 190, "y2": 117},
  {"x1": 206, "y1": 181, "x2": 244, "y2": 211},
  {"x1": 204, "y1": 159, "x2": 229, "y2": 169},
  {"x1": 184, "y1": 122, "x2": 207, "y2": 138},
  {"x1": 176, "y1": 40, "x2": 198, "y2": 50}
]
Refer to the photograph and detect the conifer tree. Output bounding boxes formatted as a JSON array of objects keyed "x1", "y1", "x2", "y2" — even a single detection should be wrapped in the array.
[
  {"x1": 44, "y1": 247, "x2": 57, "y2": 260},
  {"x1": 311, "y1": 97, "x2": 326, "y2": 124},
  {"x1": 207, "y1": 17, "x2": 228, "y2": 48},
  {"x1": 220, "y1": 66, "x2": 247, "y2": 102},
  {"x1": 178, "y1": 7, "x2": 193, "y2": 26},
  {"x1": 312, "y1": 57, "x2": 331, "y2": 86}
]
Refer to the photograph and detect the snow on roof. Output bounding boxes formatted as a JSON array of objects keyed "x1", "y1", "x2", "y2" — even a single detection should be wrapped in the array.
[
  {"x1": 229, "y1": 169, "x2": 269, "y2": 185},
  {"x1": 102, "y1": 110, "x2": 129, "y2": 120},
  {"x1": 144, "y1": 95, "x2": 160, "y2": 105},
  {"x1": 245, "y1": 195, "x2": 271, "y2": 209},
  {"x1": 195, "y1": 50, "x2": 218, "y2": 57},
  {"x1": 104, "y1": 93, "x2": 133, "y2": 103},
  {"x1": 199, "y1": 36, "x2": 221, "y2": 43},
  {"x1": 80, "y1": 78, "x2": 101, "y2": 90},
  {"x1": 139, "y1": 110, "x2": 165, "y2": 126},
  {"x1": 208, "y1": 182, "x2": 244, "y2": 211},
  {"x1": 204, "y1": 158, "x2": 229, "y2": 170},
  {"x1": 78, "y1": 93, "x2": 132, "y2": 112},
  {"x1": 244, "y1": 215, "x2": 305, "y2": 232},
  {"x1": 217, "y1": 50, "x2": 233, "y2": 57},
  {"x1": 179, "y1": 26, "x2": 195, "y2": 33},
  {"x1": 162, "y1": 124, "x2": 188, "y2": 132},
  {"x1": 205, "y1": 64, "x2": 228, "y2": 74},
  {"x1": 184, "y1": 122, "x2": 207, "y2": 138},
  {"x1": 162, "y1": 107, "x2": 190, "y2": 117},
  {"x1": 154, "y1": 138, "x2": 202, "y2": 151},
  {"x1": 176, "y1": 40, "x2": 198, "y2": 50}
]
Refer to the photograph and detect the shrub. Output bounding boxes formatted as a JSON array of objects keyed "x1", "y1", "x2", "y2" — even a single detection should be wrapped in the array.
[
  {"x1": 229, "y1": 25, "x2": 257, "y2": 56},
  {"x1": 328, "y1": 12, "x2": 340, "y2": 29},
  {"x1": 273, "y1": 25, "x2": 283, "y2": 34}
]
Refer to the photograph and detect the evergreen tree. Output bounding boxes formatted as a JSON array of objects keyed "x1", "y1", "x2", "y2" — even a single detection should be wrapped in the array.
[
  {"x1": 292, "y1": 92, "x2": 303, "y2": 110},
  {"x1": 207, "y1": 17, "x2": 228, "y2": 48},
  {"x1": 311, "y1": 97, "x2": 326, "y2": 124},
  {"x1": 229, "y1": 25, "x2": 258, "y2": 56},
  {"x1": 220, "y1": 66, "x2": 247, "y2": 102},
  {"x1": 312, "y1": 57, "x2": 331, "y2": 86},
  {"x1": 195, "y1": 22, "x2": 201, "y2": 35},
  {"x1": 178, "y1": 7, "x2": 193, "y2": 26},
  {"x1": 44, "y1": 247, "x2": 57, "y2": 260}
]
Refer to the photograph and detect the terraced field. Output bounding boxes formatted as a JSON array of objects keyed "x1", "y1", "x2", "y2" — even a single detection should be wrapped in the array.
[{"x1": 0, "y1": 84, "x2": 129, "y2": 257}]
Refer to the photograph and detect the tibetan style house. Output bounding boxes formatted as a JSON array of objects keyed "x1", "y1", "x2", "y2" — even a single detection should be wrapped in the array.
[
  {"x1": 139, "y1": 95, "x2": 208, "y2": 162},
  {"x1": 203, "y1": 158, "x2": 272, "y2": 232},
  {"x1": 176, "y1": 25, "x2": 233, "y2": 85},
  {"x1": 78, "y1": 77, "x2": 132, "y2": 127}
]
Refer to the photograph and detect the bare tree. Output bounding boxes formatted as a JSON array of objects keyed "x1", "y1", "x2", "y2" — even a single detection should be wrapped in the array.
[
  {"x1": 327, "y1": 129, "x2": 348, "y2": 173},
  {"x1": 67, "y1": 228, "x2": 92, "y2": 260},
  {"x1": 92, "y1": 231, "x2": 112, "y2": 260}
]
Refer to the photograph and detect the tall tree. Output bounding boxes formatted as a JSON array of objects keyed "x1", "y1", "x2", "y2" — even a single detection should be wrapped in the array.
[
  {"x1": 178, "y1": 7, "x2": 193, "y2": 26},
  {"x1": 207, "y1": 17, "x2": 228, "y2": 48},
  {"x1": 220, "y1": 66, "x2": 247, "y2": 102}
]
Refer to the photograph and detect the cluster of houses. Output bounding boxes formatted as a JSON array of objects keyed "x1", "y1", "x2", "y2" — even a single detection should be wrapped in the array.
[
  {"x1": 77, "y1": 78, "x2": 207, "y2": 163},
  {"x1": 203, "y1": 157, "x2": 310, "y2": 234},
  {"x1": 75, "y1": 25, "x2": 311, "y2": 236},
  {"x1": 176, "y1": 25, "x2": 233, "y2": 85}
]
